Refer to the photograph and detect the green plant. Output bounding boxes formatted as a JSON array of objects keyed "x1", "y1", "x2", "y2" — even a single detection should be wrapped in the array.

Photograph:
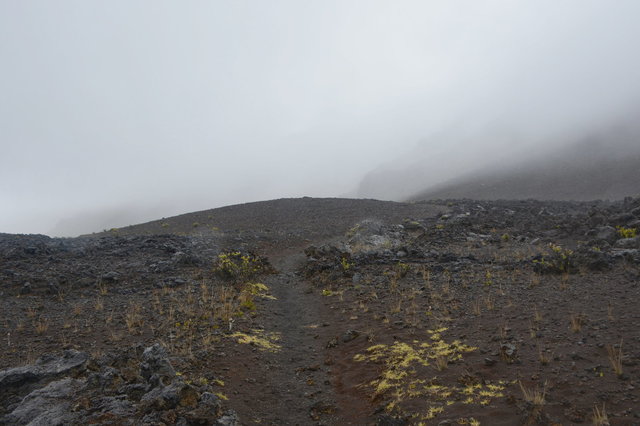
[
  {"x1": 213, "y1": 251, "x2": 264, "y2": 283},
  {"x1": 340, "y1": 256, "x2": 353, "y2": 272},
  {"x1": 484, "y1": 270, "x2": 493, "y2": 286},
  {"x1": 395, "y1": 262, "x2": 410, "y2": 278},
  {"x1": 533, "y1": 243, "x2": 574, "y2": 274},
  {"x1": 239, "y1": 299, "x2": 256, "y2": 311},
  {"x1": 346, "y1": 224, "x2": 361, "y2": 238},
  {"x1": 616, "y1": 226, "x2": 637, "y2": 238}
]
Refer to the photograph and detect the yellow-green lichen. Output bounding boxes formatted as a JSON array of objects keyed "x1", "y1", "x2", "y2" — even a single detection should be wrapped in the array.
[{"x1": 354, "y1": 328, "x2": 507, "y2": 421}]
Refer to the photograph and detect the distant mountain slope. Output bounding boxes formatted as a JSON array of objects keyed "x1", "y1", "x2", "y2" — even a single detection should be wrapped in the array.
[
  {"x1": 411, "y1": 134, "x2": 640, "y2": 201},
  {"x1": 355, "y1": 115, "x2": 640, "y2": 202}
]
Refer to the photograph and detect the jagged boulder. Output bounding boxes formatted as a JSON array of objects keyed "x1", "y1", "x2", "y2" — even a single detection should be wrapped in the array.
[
  {"x1": 2, "y1": 378, "x2": 82, "y2": 425},
  {"x1": 140, "y1": 343, "x2": 176, "y2": 382},
  {"x1": 1, "y1": 344, "x2": 237, "y2": 425},
  {"x1": 615, "y1": 236, "x2": 640, "y2": 249},
  {"x1": 0, "y1": 349, "x2": 88, "y2": 408}
]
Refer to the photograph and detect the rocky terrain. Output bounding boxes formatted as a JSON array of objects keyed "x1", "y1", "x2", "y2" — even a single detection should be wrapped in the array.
[{"x1": 1, "y1": 196, "x2": 640, "y2": 425}]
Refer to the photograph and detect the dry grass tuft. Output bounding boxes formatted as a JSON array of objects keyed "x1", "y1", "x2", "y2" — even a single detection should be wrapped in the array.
[
  {"x1": 519, "y1": 380, "x2": 547, "y2": 406},
  {"x1": 472, "y1": 299, "x2": 482, "y2": 316},
  {"x1": 538, "y1": 346, "x2": 552, "y2": 365},
  {"x1": 560, "y1": 272, "x2": 570, "y2": 290},
  {"x1": 570, "y1": 313, "x2": 584, "y2": 333},
  {"x1": 592, "y1": 403, "x2": 610, "y2": 425},
  {"x1": 98, "y1": 280, "x2": 108, "y2": 296},
  {"x1": 533, "y1": 306, "x2": 542, "y2": 323},
  {"x1": 390, "y1": 298, "x2": 402, "y2": 314},
  {"x1": 125, "y1": 303, "x2": 144, "y2": 333},
  {"x1": 529, "y1": 321, "x2": 539, "y2": 339},
  {"x1": 484, "y1": 294, "x2": 495, "y2": 311},
  {"x1": 607, "y1": 302, "x2": 615, "y2": 322},
  {"x1": 606, "y1": 340, "x2": 624, "y2": 377},
  {"x1": 434, "y1": 355, "x2": 449, "y2": 371},
  {"x1": 34, "y1": 316, "x2": 49, "y2": 335}
]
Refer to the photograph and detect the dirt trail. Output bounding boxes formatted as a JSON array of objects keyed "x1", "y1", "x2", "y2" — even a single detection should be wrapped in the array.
[{"x1": 222, "y1": 249, "x2": 367, "y2": 425}]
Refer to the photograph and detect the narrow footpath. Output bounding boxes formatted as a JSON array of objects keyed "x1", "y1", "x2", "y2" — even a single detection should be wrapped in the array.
[{"x1": 219, "y1": 249, "x2": 368, "y2": 424}]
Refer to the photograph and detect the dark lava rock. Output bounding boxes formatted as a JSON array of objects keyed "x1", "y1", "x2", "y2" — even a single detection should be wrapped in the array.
[
  {"x1": 101, "y1": 271, "x2": 120, "y2": 282},
  {"x1": 615, "y1": 237, "x2": 640, "y2": 249},
  {"x1": 575, "y1": 247, "x2": 614, "y2": 271},
  {"x1": 2, "y1": 378, "x2": 82, "y2": 425},
  {"x1": 172, "y1": 250, "x2": 201, "y2": 266},
  {"x1": 590, "y1": 226, "x2": 618, "y2": 244},
  {"x1": 140, "y1": 343, "x2": 176, "y2": 382},
  {"x1": 342, "y1": 329, "x2": 360, "y2": 343},
  {"x1": 215, "y1": 411, "x2": 240, "y2": 425},
  {"x1": 1, "y1": 344, "x2": 234, "y2": 425},
  {"x1": 19, "y1": 282, "x2": 31, "y2": 295},
  {"x1": 610, "y1": 213, "x2": 636, "y2": 226},
  {"x1": 0, "y1": 349, "x2": 88, "y2": 403}
]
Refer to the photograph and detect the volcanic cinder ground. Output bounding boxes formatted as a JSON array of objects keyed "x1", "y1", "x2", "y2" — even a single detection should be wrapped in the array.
[{"x1": 1, "y1": 197, "x2": 640, "y2": 425}]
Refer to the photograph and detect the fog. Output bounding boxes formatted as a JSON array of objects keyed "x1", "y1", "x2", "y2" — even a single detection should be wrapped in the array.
[{"x1": 2, "y1": 1, "x2": 640, "y2": 236}]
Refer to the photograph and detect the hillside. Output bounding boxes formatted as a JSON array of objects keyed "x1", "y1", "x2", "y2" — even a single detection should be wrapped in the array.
[
  {"x1": 411, "y1": 136, "x2": 640, "y2": 201},
  {"x1": 355, "y1": 118, "x2": 640, "y2": 203},
  {"x1": 99, "y1": 197, "x2": 446, "y2": 245},
  {"x1": 2, "y1": 196, "x2": 640, "y2": 424}
]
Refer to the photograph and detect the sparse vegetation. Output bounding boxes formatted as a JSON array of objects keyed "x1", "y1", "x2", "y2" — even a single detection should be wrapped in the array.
[
  {"x1": 533, "y1": 243, "x2": 574, "y2": 274},
  {"x1": 592, "y1": 403, "x2": 610, "y2": 425},
  {"x1": 395, "y1": 262, "x2": 410, "y2": 278},
  {"x1": 606, "y1": 340, "x2": 624, "y2": 377},
  {"x1": 34, "y1": 316, "x2": 49, "y2": 335},
  {"x1": 2, "y1": 197, "x2": 640, "y2": 424},
  {"x1": 538, "y1": 346, "x2": 552, "y2": 365},
  {"x1": 213, "y1": 251, "x2": 266, "y2": 283},
  {"x1": 616, "y1": 226, "x2": 637, "y2": 238},
  {"x1": 125, "y1": 303, "x2": 144, "y2": 333},
  {"x1": 353, "y1": 328, "x2": 484, "y2": 418},
  {"x1": 570, "y1": 313, "x2": 584, "y2": 333},
  {"x1": 519, "y1": 380, "x2": 546, "y2": 406}
]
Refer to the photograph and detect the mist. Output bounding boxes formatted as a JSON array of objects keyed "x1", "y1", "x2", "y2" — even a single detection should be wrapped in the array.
[{"x1": 2, "y1": 1, "x2": 640, "y2": 236}]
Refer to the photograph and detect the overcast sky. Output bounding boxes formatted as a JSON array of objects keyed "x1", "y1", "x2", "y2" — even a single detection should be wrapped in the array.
[{"x1": 2, "y1": 1, "x2": 640, "y2": 236}]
